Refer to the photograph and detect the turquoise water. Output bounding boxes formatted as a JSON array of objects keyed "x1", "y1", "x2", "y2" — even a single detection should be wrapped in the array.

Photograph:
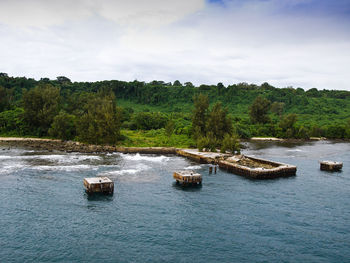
[{"x1": 0, "y1": 141, "x2": 349, "y2": 262}]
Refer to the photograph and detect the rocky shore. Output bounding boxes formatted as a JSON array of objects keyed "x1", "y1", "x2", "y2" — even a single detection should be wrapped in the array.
[{"x1": 0, "y1": 137, "x2": 177, "y2": 154}]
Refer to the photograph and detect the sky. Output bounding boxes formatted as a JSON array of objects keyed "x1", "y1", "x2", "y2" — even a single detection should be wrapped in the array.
[{"x1": 0, "y1": 0, "x2": 350, "y2": 90}]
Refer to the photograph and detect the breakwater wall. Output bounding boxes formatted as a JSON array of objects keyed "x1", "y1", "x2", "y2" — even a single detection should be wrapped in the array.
[{"x1": 175, "y1": 149, "x2": 296, "y2": 179}]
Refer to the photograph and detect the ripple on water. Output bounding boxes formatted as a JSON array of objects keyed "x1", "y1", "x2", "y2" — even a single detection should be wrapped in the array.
[{"x1": 0, "y1": 142, "x2": 349, "y2": 263}]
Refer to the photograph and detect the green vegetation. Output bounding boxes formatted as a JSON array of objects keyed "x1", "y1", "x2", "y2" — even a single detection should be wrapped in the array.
[
  {"x1": 192, "y1": 94, "x2": 238, "y2": 152},
  {"x1": 249, "y1": 96, "x2": 271, "y2": 124},
  {"x1": 0, "y1": 73, "x2": 349, "y2": 148}
]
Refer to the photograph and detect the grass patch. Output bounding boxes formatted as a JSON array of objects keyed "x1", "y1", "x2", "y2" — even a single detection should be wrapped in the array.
[{"x1": 120, "y1": 129, "x2": 195, "y2": 148}]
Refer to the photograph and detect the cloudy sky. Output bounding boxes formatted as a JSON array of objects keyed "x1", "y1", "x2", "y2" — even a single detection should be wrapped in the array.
[{"x1": 0, "y1": 0, "x2": 349, "y2": 90}]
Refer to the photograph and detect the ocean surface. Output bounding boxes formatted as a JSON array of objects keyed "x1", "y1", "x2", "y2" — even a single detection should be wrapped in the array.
[{"x1": 0, "y1": 141, "x2": 349, "y2": 263}]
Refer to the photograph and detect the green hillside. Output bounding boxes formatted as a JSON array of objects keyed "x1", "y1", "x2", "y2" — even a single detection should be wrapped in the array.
[{"x1": 0, "y1": 73, "x2": 349, "y2": 147}]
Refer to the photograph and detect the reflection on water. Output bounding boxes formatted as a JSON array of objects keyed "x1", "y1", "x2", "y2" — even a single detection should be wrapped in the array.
[
  {"x1": 85, "y1": 193, "x2": 114, "y2": 202},
  {"x1": 172, "y1": 182, "x2": 203, "y2": 192},
  {"x1": 0, "y1": 141, "x2": 349, "y2": 263}
]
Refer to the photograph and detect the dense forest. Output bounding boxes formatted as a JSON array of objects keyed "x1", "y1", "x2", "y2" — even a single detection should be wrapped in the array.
[{"x1": 0, "y1": 73, "x2": 349, "y2": 149}]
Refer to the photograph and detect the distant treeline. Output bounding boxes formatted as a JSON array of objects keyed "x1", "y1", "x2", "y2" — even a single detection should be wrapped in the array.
[{"x1": 0, "y1": 73, "x2": 349, "y2": 147}]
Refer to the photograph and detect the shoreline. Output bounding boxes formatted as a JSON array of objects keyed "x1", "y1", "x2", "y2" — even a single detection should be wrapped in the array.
[
  {"x1": 0, "y1": 137, "x2": 177, "y2": 154},
  {"x1": 0, "y1": 137, "x2": 298, "y2": 179},
  {"x1": 0, "y1": 137, "x2": 348, "y2": 155}
]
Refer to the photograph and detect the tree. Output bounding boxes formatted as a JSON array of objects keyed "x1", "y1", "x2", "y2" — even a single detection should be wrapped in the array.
[
  {"x1": 185, "y1": 82, "x2": 194, "y2": 87},
  {"x1": 279, "y1": 113, "x2": 298, "y2": 138},
  {"x1": 270, "y1": 102, "x2": 284, "y2": 117},
  {"x1": 40, "y1": 78, "x2": 50, "y2": 82},
  {"x1": 310, "y1": 125, "x2": 324, "y2": 138},
  {"x1": 0, "y1": 86, "x2": 9, "y2": 112},
  {"x1": 22, "y1": 84, "x2": 60, "y2": 135},
  {"x1": 132, "y1": 112, "x2": 167, "y2": 130},
  {"x1": 173, "y1": 80, "x2": 182, "y2": 86},
  {"x1": 48, "y1": 111, "x2": 76, "y2": 140},
  {"x1": 0, "y1": 72, "x2": 8, "y2": 78},
  {"x1": 165, "y1": 120, "x2": 175, "y2": 138},
  {"x1": 206, "y1": 131, "x2": 218, "y2": 152},
  {"x1": 297, "y1": 126, "x2": 309, "y2": 139},
  {"x1": 326, "y1": 125, "x2": 346, "y2": 139},
  {"x1": 197, "y1": 136, "x2": 209, "y2": 152},
  {"x1": 217, "y1": 82, "x2": 225, "y2": 95},
  {"x1": 249, "y1": 96, "x2": 271, "y2": 124},
  {"x1": 56, "y1": 76, "x2": 71, "y2": 83},
  {"x1": 77, "y1": 92, "x2": 121, "y2": 145},
  {"x1": 0, "y1": 108, "x2": 28, "y2": 135},
  {"x1": 217, "y1": 82, "x2": 225, "y2": 89},
  {"x1": 192, "y1": 93, "x2": 209, "y2": 138},
  {"x1": 206, "y1": 102, "x2": 232, "y2": 140},
  {"x1": 346, "y1": 119, "x2": 350, "y2": 139},
  {"x1": 220, "y1": 133, "x2": 240, "y2": 154}
]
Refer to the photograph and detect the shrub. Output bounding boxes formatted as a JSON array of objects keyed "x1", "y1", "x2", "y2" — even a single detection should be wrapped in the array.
[
  {"x1": 220, "y1": 133, "x2": 240, "y2": 154},
  {"x1": 48, "y1": 111, "x2": 76, "y2": 140}
]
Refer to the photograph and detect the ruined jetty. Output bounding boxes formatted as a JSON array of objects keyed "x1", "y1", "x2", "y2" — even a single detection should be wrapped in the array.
[
  {"x1": 320, "y1": 161, "x2": 343, "y2": 172},
  {"x1": 219, "y1": 155, "x2": 297, "y2": 179},
  {"x1": 176, "y1": 149, "x2": 231, "y2": 164},
  {"x1": 176, "y1": 149, "x2": 297, "y2": 179},
  {"x1": 83, "y1": 177, "x2": 114, "y2": 195},
  {"x1": 173, "y1": 171, "x2": 202, "y2": 185}
]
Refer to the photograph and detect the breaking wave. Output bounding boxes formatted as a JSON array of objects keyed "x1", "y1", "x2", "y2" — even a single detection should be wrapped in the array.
[
  {"x1": 33, "y1": 154, "x2": 102, "y2": 164},
  {"x1": 99, "y1": 163, "x2": 151, "y2": 176},
  {"x1": 121, "y1": 153, "x2": 169, "y2": 163},
  {"x1": 31, "y1": 164, "x2": 98, "y2": 172},
  {"x1": 184, "y1": 165, "x2": 203, "y2": 170},
  {"x1": 0, "y1": 163, "x2": 27, "y2": 174}
]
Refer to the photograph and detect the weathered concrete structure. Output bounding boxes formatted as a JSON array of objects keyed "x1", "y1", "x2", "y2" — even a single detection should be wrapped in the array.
[
  {"x1": 175, "y1": 149, "x2": 230, "y2": 164},
  {"x1": 219, "y1": 155, "x2": 297, "y2": 179},
  {"x1": 83, "y1": 177, "x2": 114, "y2": 195},
  {"x1": 176, "y1": 149, "x2": 297, "y2": 179},
  {"x1": 173, "y1": 171, "x2": 202, "y2": 185},
  {"x1": 320, "y1": 161, "x2": 343, "y2": 172}
]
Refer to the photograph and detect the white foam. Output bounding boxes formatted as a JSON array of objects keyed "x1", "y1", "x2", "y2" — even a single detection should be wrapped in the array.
[
  {"x1": 184, "y1": 165, "x2": 202, "y2": 170},
  {"x1": 102, "y1": 169, "x2": 139, "y2": 175},
  {"x1": 99, "y1": 163, "x2": 150, "y2": 176},
  {"x1": 0, "y1": 163, "x2": 27, "y2": 174},
  {"x1": 100, "y1": 163, "x2": 159, "y2": 183},
  {"x1": 106, "y1": 152, "x2": 119, "y2": 156},
  {"x1": 37, "y1": 154, "x2": 101, "y2": 163},
  {"x1": 31, "y1": 164, "x2": 97, "y2": 172},
  {"x1": 122, "y1": 153, "x2": 169, "y2": 163},
  {"x1": 0, "y1": 155, "x2": 12, "y2": 160}
]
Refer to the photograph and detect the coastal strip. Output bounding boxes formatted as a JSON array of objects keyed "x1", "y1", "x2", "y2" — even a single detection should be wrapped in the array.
[
  {"x1": 0, "y1": 137, "x2": 297, "y2": 179},
  {"x1": 0, "y1": 137, "x2": 176, "y2": 154}
]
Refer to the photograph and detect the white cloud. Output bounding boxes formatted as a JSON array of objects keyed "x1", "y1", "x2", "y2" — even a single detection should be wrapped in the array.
[
  {"x1": 0, "y1": 0, "x2": 205, "y2": 27},
  {"x1": 0, "y1": 0, "x2": 349, "y2": 90},
  {"x1": 97, "y1": 0, "x2": 205, "y2": 26},
  {"x1": 0, "y1": 0, "x2": 92, "y2": 27}
]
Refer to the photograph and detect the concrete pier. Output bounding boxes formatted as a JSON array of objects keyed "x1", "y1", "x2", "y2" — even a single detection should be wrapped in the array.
[
  {"x1": 219, "y1": 156, "x2": 297, "y2": 179},
  {"x1": 173, "y1": 171, "x2": 202, "y2": 185},
  {"x1": 175, "y1": 149, "x2": 297, "y2": 179},
  {"x1": 320, "y1": 161, "x2": 343, "y2": 171},
  {"x1": 84, "y1": 177, "x2": 114, "y2": 195}
]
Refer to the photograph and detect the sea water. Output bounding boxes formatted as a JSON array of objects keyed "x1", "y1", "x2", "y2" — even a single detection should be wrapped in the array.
[{"x1": 0, "y1": 141, "x2": 349, "y2": 262}]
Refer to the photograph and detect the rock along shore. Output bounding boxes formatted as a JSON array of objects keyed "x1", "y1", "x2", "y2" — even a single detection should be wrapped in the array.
[{"x1": 0, "y1": 137, "x2": 177, "y2": 154}]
